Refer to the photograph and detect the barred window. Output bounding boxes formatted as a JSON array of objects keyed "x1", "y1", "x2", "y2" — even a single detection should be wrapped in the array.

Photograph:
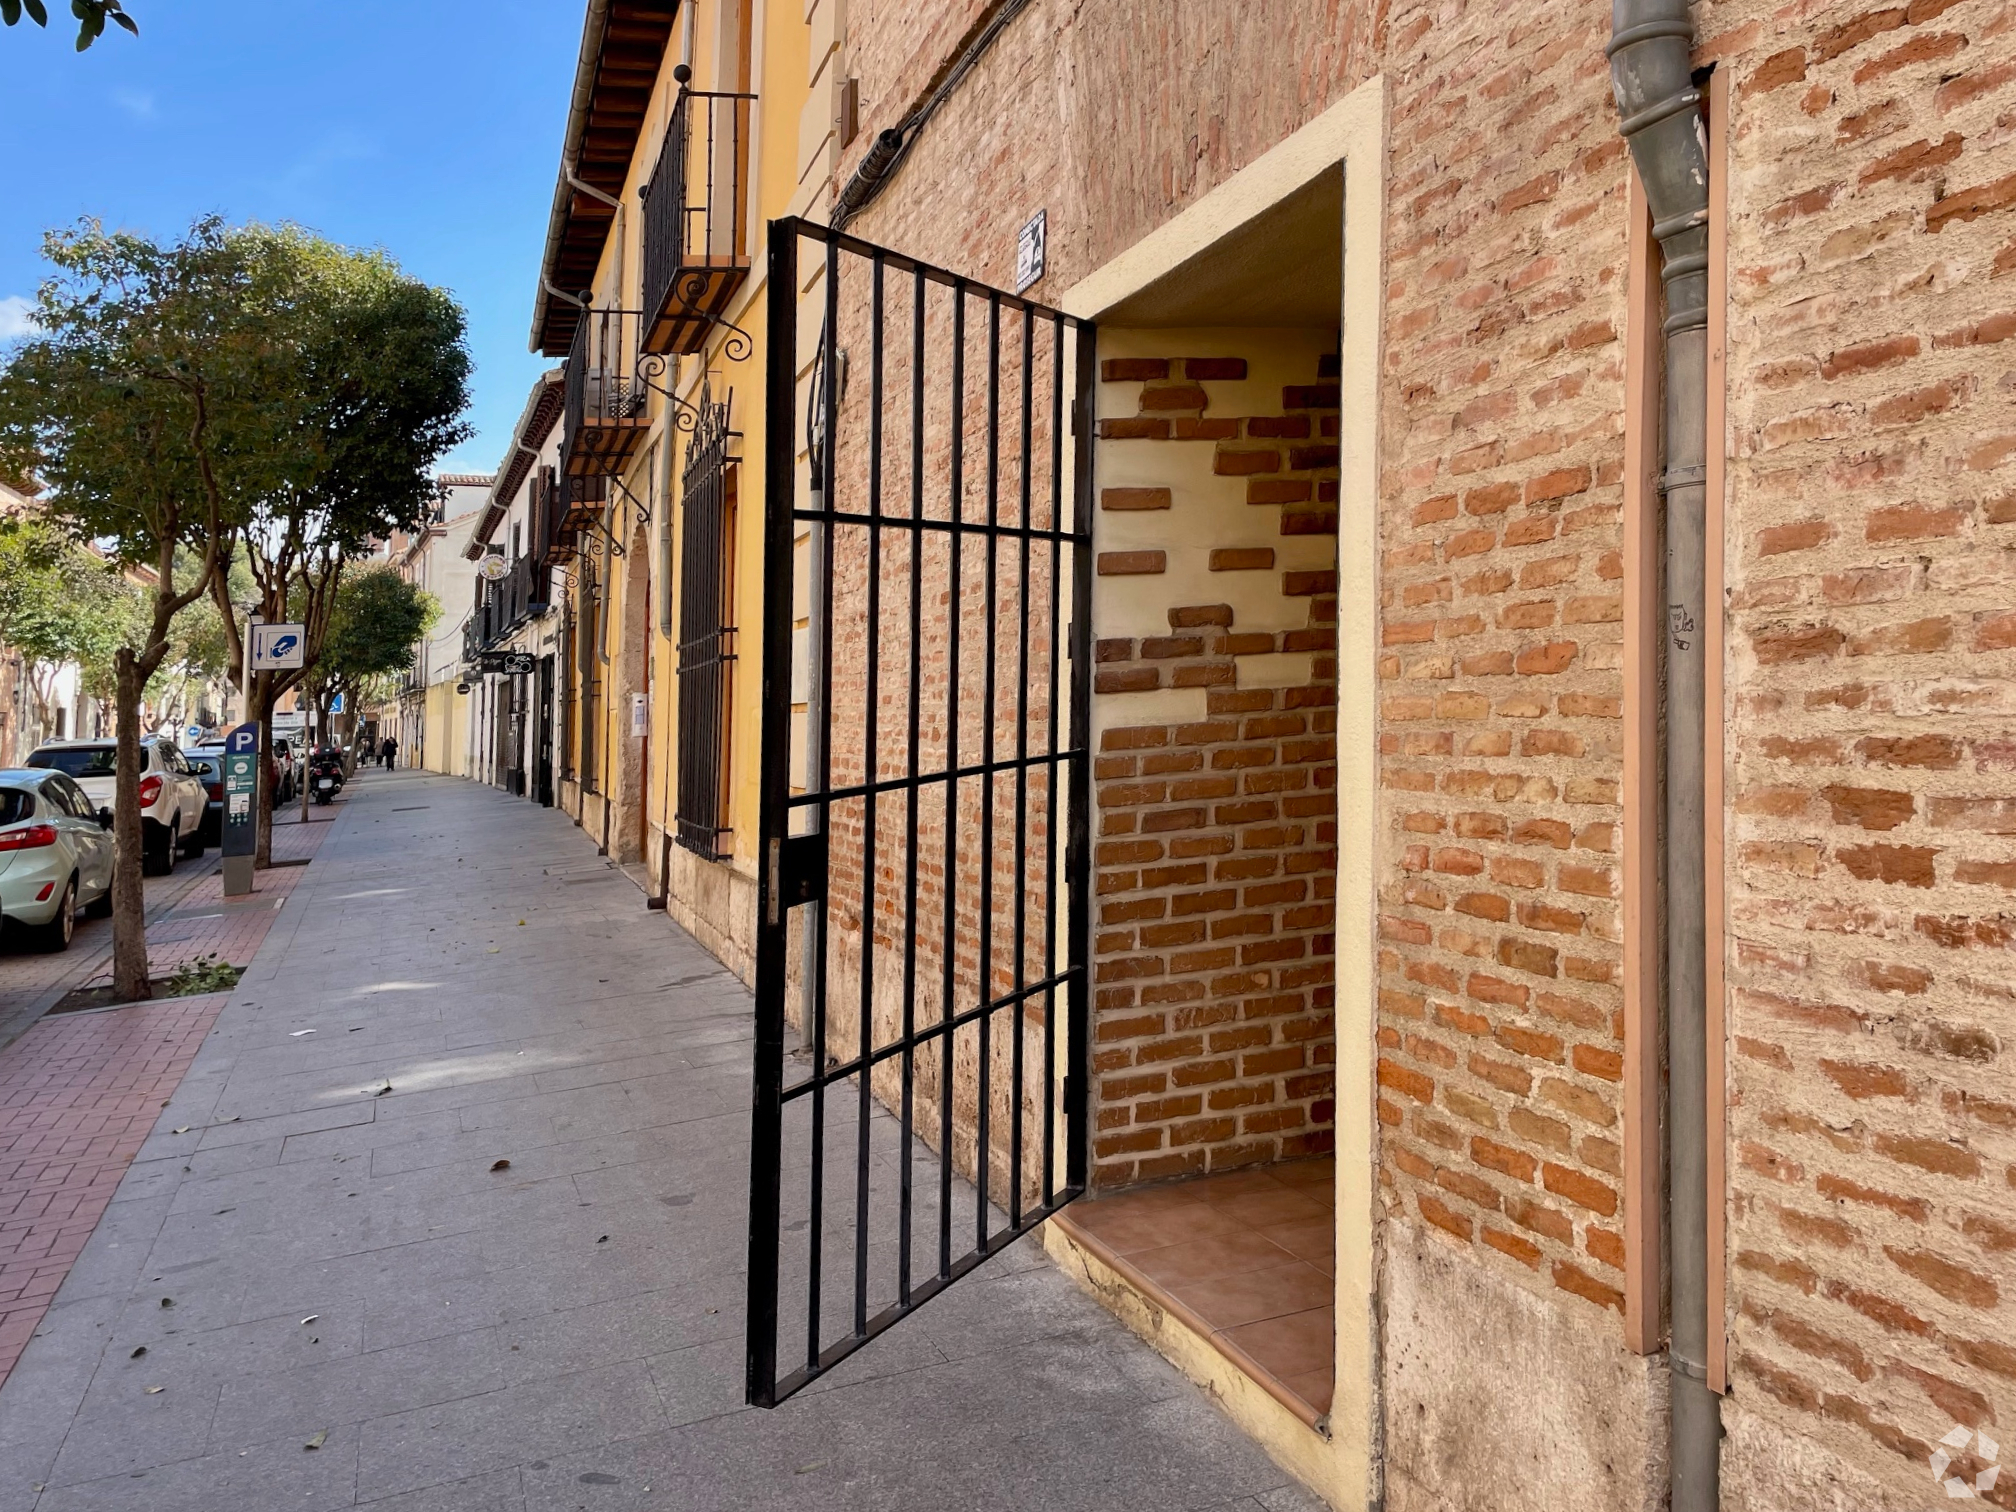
[{"x1": 674, "y1": 392, "x2": 738, "y2": 859}]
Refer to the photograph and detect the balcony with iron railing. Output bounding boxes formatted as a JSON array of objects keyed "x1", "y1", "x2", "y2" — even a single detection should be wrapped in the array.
[
  {"x1": 641, "y1": 75, "x2": 754, "y2": 358},
  {"x1": 471, "y1": 555, "x2": 548, "y2": 652},
  {"x1": 561, "y1": 307, "x2": 651, "y2": 481}
]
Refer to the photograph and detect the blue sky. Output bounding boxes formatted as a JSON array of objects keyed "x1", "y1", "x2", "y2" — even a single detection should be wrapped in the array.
[{"x1": 3, "y1": 0, "x2": 582, "y2": 476}]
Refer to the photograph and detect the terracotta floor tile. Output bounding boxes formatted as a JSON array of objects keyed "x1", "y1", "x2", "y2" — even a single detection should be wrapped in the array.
[
  {"x1": 1190, "y1": 1168, "x2": 1290, "y2": 1203},
  {"x1": 1067, "y1": 1192, "x2": 1243, "y2": 1254},
  {"x1": 1272, "y1": 1157, "x2": 1335, "y2": 1189},
  {"x1": 1280, "y1": 1367, "x2": 1335, "y2": 1415},
  {"x1": 1219, "y1": 1306, "x2": 1334, "y2": 1382},
  {"x1": 1165, "y1": 1261, "x2": 1334, "y2": 1331},
  {"x1": 1259, "y1": 1216, "x2": 1335, "y2": 1273},
  {"x1": 1128, "y1": 1229, "x2": 1298, "y2": 1286},
  {"x1": 1211, "y1": 1185, "x2": 1329, "y2": 1229}
]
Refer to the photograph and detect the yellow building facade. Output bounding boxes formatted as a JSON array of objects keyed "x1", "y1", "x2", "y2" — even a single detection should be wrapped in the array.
[{"x1": 531, "y1": 0, "x2": 827, "y2": 982}]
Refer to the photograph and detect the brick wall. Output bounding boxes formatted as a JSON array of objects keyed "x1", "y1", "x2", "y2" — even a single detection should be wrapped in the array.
[
  {"x1": 839, "y1": 0, "x2": 1377, "y2": 310},
  {"x1": 1713, "y1": 0, "x2": 2016, "y2": 1498},
  {"x1": 813, "y1": 0, "x2": 2016, "y2": 1498},
  {"x1": 1374, "y1": 0, "x2": 1637, "y2": 1317},
  {"x1": 1088, "y1": 336, "x2": 1342, "y2": 1185}
]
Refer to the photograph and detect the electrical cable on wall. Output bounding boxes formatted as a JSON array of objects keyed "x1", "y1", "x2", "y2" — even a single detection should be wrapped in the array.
[{"x1": 830, "y1": 0, "x2": 1034, "y2": 230}]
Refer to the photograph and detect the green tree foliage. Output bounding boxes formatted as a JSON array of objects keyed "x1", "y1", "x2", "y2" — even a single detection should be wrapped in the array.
[
  {"x1": 0, "y1": 216, "x2": 468, "y2": 996},
  {"x1": 206, "y1": 226, "x2": 471, "y2": 858},
  {"x1": 0, "y1": 218, "x2": 298, "y2": 997},
  {"x1": 300, "y1": 564, "x2": 438, "y2": 727},
  {"x1": 0, "y1": 0, "x2": 137, "y2": 49},
  {"x1": 0, "y1": 513, "x2": 138, "y2": 731}
]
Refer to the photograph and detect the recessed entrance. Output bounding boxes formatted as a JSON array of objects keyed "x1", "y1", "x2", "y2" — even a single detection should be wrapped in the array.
[{"x1": 1052, "y1": 163, "x2": 1346, "y2": 1427}]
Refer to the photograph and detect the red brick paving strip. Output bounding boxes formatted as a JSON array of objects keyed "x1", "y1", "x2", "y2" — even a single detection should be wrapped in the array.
[
  {"x1": 0, "y1": 813, "x2": 333, "y2": 1387},
  {"x1": 0, "y1": 996, "x2": 225, "y2": 1381}
]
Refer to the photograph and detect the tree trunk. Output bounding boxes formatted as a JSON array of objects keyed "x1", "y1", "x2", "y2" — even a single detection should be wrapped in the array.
[{"x1": 110, "y1": 650, "x2": 151, "y2": 1003}]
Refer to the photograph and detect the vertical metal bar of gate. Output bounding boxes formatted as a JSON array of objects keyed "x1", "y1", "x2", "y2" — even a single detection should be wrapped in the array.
[{"x1": 748, "y1": 217, "x2": 1094, "y2": 1409}]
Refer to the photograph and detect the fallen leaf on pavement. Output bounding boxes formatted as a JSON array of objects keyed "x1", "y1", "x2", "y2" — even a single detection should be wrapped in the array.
[
  {"x1": 490, "y1": 1159, "x2": 511, "y2": 1172},
  {"x1": 159, "y1": 1298, "x2": 173, "y2": 1308},
  {"x1": 596, "y1": 1235, "x2": 609, "y2": 1244},
  {"x1": 130, "y1": 1346, "x2": 146, "y2": 1358},
  {"x1": 375, "y1": 1085, "x2": 392, "y2": 1097},
  {"x1": 304, "y1": 1429, "x2": 327, "y2": 1451},
  {"x1": 144, "y1": 1386, "x2": 164, "y2": 1395},
  {"x1": 300, "y1": 1316, "x2": 318, "y2": 1326},
  {"x1": 289, "y1": 1029, "x2": 316, "y2": 1037},
  {"x1": 171, "y1": 1127, "x2": 190, "y2": 1135}
]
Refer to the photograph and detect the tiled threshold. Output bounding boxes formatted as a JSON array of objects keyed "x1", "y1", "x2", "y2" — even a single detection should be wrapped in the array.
[{"x1": 1050, "y1": 1157, "x2": 1335, "y2": 1429}]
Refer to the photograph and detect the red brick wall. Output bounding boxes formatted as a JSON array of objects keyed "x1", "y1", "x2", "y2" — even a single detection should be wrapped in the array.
[
  {"x1": 820, "y1": 0, "x2": 2016, "y2": 1496},
  {"x1": 1714, "y1": 0, "x2": 2016, "y2": 1494},
  {"x1": 1374, "y1": 0, "x2": 1636, "y2": 1315},
  {"x1": 1089, "y1": 352, "x2": 1342, "y2": 1185},
  {"x1": 839, "y1": 0, "x2": 1377, "y2": 307}
]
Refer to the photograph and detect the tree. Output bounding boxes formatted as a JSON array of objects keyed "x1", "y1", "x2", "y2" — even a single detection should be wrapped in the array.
[
  {"x1": 0, "y1": 218, "x2": 307, "y2": 1000},
  {"x1": 0, "y1": 514, "x2": 139, "y2": 739},
  {"x1": 300, "y1": 564, "x2": 438, "y2": 750},
  {"x1": 0, "y1": 0, "x2": 136, "y2": 48},
  {"x1": 205, "y1": 227, "x2": 471, "y2": 864}
]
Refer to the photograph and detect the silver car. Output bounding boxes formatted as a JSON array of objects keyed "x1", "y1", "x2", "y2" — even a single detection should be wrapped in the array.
[
  {"x1": 0, "y1": 768, "x2": 115, "y2": 952},
  {"x1": 27, "y1": 737, "x2": 207, "y2": 875}
]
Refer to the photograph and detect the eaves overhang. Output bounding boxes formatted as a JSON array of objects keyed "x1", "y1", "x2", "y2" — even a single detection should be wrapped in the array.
[
  {"x1": 529, "y1": 0, "x2": 683, "y2": 358},
  {"x1": 467, "y1": 369, "x2": 567, "y2": 559}
]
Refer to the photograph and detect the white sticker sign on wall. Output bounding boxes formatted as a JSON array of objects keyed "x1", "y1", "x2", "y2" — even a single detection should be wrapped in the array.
[
  {"x1": 630, "y1": 692, "x2": 647, "y2": 737},
  {"x1": 1015, "y1": 210, "x2": 1046, "y2": 295}
]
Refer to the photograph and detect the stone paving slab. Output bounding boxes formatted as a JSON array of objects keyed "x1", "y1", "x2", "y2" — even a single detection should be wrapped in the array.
[{"x1": 0, "y1": 771, "x2": 1327, "y2": 1510}]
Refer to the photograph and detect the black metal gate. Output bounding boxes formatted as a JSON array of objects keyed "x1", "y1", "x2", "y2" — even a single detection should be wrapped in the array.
[{"x1": 747, "y1": 217, "x2": 1094, "y2": 1406}]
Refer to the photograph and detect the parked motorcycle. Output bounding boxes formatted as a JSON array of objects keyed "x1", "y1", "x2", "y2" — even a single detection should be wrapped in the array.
[{"x1": 309, "y1": 746, "x2": 346, "y2": 805}]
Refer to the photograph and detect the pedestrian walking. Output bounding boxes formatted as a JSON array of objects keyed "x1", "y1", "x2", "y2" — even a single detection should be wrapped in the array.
[{"x1": 380, "y1": 735, "x2": 397, "y2": 771}]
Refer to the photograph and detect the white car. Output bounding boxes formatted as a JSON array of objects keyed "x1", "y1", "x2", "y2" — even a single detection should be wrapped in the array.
[
  {"x1": 27, "y1": 738, "x2": 208, "y2": 876},
  {"x1": 0, "y1": 768, "x2": 115, "y2": 952}
]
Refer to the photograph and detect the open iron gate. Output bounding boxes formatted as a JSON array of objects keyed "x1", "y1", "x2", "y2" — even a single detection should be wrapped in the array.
[{"x1": 748, "y1": 217, "x2": 1095, "y2": 1406}]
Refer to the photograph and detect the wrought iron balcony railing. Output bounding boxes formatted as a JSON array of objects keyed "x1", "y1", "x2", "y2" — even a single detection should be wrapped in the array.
[
  {"x1": 641, "y1": 81, "x2": 755, "y2": 358},
  {"x1": 474, "y1": 555, "x2": 547, "y2": 650},
  {"x1": 562, "y1": 308, "x2": 650, "y2": 479}
]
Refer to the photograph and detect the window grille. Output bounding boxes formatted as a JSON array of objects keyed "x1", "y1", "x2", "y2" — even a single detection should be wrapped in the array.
[{"x1": 674, "y1": 391, "x2": 738, "y2": 859}]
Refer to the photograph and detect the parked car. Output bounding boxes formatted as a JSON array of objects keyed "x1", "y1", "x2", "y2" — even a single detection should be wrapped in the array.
[
  {"x1": 270, "y1": 737, "x2": 300, "y2": 803},
  {"x1": 0, "y1": 768, "x2": 115, "y2": 952},
  {"x1": 26, "y1": 737, "x2": 208, "y2": 876},
  {"x1": 184, "y1": 750, "x2": 226, "y2": 842}
]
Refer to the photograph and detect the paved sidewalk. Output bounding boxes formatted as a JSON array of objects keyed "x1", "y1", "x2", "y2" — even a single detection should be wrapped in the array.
[
  {"x1": 0, "y1": 806, "x2": 339, "y2": 1395},
  {"x1": 0, "y1": 808, "x2": 335, "y2": 1043},
  {"x1": 0, "y1": 995, "x2": 231, "y2": 1386},
  {"x1": 0, "y1": 771, "x2": 1323, "y2": 1511}
]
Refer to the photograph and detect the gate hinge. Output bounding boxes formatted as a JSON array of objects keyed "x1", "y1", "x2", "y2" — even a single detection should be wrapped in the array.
[{"x1": 782, "y1": 831, "x2": 827, "y2": 909}]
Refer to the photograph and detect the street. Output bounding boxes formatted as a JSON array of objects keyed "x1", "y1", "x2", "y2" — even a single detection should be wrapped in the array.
[{"x1": 0, "y1": 771, "x2": 1321, "y2": 1511}]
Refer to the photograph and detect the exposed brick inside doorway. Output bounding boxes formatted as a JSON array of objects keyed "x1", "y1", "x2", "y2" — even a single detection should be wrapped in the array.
[{"x1": 1091, "y1": 337, "x2": 1342, "y2": 1186}]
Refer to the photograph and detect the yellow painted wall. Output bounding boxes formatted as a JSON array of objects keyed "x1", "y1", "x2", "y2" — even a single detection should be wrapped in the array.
[
  {"x1": 542, "y1": 0, "x2": 810, "y2": 970},
  {"x1": 422, "y1": 681, "x2": 469, "y2": 777}
]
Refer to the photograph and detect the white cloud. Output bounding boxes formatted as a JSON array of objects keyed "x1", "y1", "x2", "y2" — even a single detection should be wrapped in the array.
[{"x1": 0, "y1": 297, "x2": 38, "y2": 340}]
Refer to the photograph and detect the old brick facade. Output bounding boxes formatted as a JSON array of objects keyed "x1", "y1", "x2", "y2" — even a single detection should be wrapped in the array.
[
  {"x1": 825, "y1": 0, "x2": 2016, "y2": 1503},
  {"x1": 526, "y1": 0, "x2": 2016, "y2": 1503}
]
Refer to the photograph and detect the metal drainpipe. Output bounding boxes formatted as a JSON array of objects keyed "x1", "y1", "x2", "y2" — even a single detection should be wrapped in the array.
[{"x1": 1606, "y1": 3, "x2": 1718, "y2": 1510}]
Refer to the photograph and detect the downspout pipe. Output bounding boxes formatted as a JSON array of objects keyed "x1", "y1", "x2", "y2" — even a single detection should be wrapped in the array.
[{"x1": 1606, "y1": 4, "x2": 1717, "y2": 1512}]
